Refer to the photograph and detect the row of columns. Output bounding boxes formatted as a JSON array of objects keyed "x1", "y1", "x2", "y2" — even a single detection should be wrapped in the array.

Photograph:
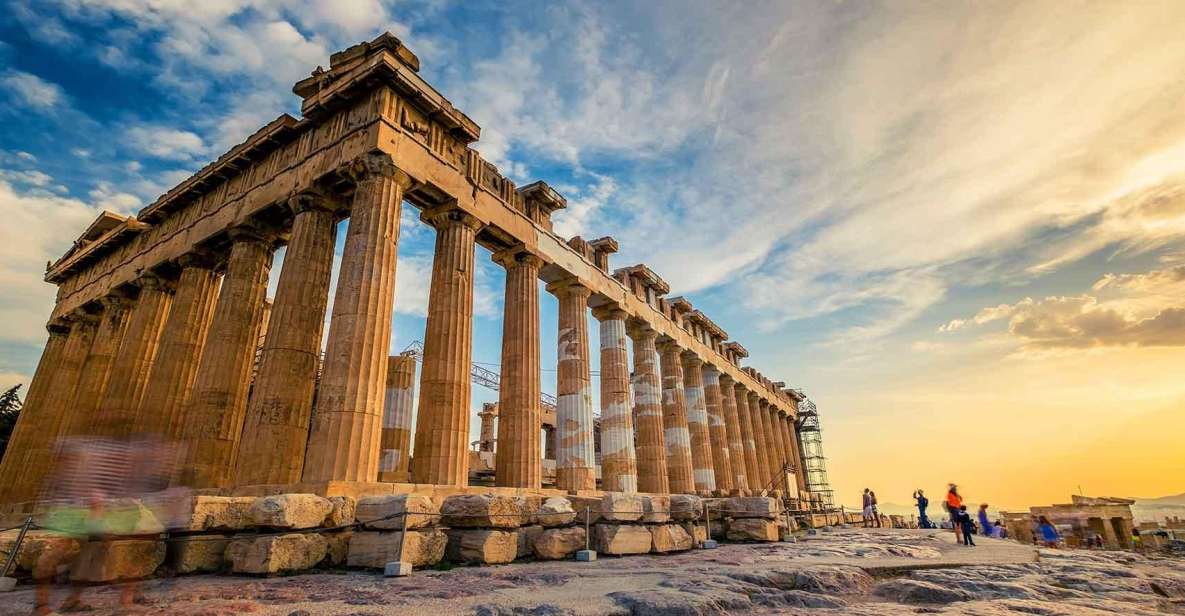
[{"x1": 0, "y1": 150, "x2": 805, "y2": 504}]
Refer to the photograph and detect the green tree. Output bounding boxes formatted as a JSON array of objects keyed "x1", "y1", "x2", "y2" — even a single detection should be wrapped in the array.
[{"x1": 0, "y1": 384, "x2": 23, "y2": 458}]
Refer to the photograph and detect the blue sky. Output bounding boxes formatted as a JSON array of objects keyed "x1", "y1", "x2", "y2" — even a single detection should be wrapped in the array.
[{"x1": 2, "y1": 1, "x2": 1185, "y2": 507}]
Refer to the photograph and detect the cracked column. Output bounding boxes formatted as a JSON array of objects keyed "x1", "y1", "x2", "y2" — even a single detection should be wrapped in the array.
[
  {"x1": 137, "y1": 254, "x2": 219, "y2": 440},
  {"x1": 681, "y1": 354, "x2": 715, "y2": 495},
  {"x1": 628, "y1": 322, "x2": 668, "y2": 494},
  {"x1": 549, "y1": 280, "x2": 595, "y2": 492},
  {"x1": 747, "y1": 391, "x2": 771, "y2": 491},
  {"x1": 594, "y1": 305, "x2": 637, "y2": 493},
  {"x1": 235, "y1": 193, "x2": 341, "y2": 486},
  {"x1": 492, "y1": 247, "x2": 543, "y2": 488},
  {"x1": 61, "y1": 295, "x2": 133, "y2": 438},
  {"x1": 0, "y1": 324, "x2": 69, "y2": 502},
  {"x1": 658, "y1": 340, "x2": 694, "y2": 494},
  {"x1": 177, "y1": 227, "x2": 274, "y2": 488},
  {"x1": 13, "y1": 314, "x2": 98, "y2": 501},
  {"x1": 411, "y1": 207, "x2": 482, "y2": 486},
  {"x1": 733, "y1": 383, "x2": 762, "y2": 495},
  {"x1": 95, "y1": 273, "x2": 175, "y2": 437},
  {"x1": 379, "y1": 353, "x2": 416, "y2": 482},
  {"x1": 702, "y1": 365, "x2": 732, "y2": 495},
  {"x1": 719, "y1": 374, "x2": 748, "y2": 494},
  {"x1": 303, "y1": 154, "x2": 409, "y2": 484},
  {"x1": 765, "y1": 402, "x2": 789, "y2": 495}
]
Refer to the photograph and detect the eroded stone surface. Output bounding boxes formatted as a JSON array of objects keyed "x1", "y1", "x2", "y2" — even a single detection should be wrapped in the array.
[
  {"x1": 649, "y1": 524, "x2": 693, "y2": 553},
  {"x1": 594, "y1": 524, "x2": 651, "y2": 555},
  {"x1": 536, "y1": 497, "x2": 576, "y2": 527},
  {"x1": 73, "y1": 539, "x2": 166, "y2": 582},
  {"x1": 442, "y1": 494, "x2": 526, "y2": 528},
  {"x1": 347, "y1": 529, "x2": 447, "y2": 568},
  {"x1": 226, "y1": 533, "x2": 327, "y2": 575},
  {"x1": 446, "y1": 529, "x2": 519, "y2": 565},
  {"x1": 356, "y1": 494, "x2": 437, "y2": 530},
  {"x1": 249, "y1": 494, "x2": 333, "y2": 529},
  {"x1": 179, "y1": 496, "x2": 256, "y2": 531},
  {"x1": 726, "y1": 517, "x2": 780, "y2": 542},
  {"x1": 669, "y1": 494, "x2": 703, "y2": 521},
  {"x1": 169, "y1": 535, "x2": 229, "y2": 574},
  {"x1": 534, "y1": 527, "x2": 587, "y2": 560}
]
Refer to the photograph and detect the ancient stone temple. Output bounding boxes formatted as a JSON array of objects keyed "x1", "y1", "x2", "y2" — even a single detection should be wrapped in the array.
[{"x1": 0, "y1": 33, "x2": 812, "y2": 508}]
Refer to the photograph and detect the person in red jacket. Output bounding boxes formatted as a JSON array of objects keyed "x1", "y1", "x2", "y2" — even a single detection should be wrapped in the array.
[{"x1": 946, "y1": 484, "x2": 964, "y2": 543}]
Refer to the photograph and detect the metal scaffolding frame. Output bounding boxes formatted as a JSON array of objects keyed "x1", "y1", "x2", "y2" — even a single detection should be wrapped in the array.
[{"x1": 794, "y1": 394, "x2": 835, "y2": 510}]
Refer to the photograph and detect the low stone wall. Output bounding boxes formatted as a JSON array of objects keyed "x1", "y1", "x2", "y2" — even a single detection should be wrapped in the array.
[{"x1": 0, "y1": 491, "x2": 789, "y2": 582}]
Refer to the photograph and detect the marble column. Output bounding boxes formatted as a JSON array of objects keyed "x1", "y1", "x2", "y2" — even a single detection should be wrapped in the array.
[
  {"x1": 12, "y1": 314, "x2": 98, "y2": 502},
  {"x1": 0, "y1": 325, "x2": 69, "y2": 502},
  {"x1": 411, "y1": 207, "x2": 481, "y2": 487},
  {"x1": 733, "y1": 384, "x2": 762, "y2": 495},
  {"x1": 379, "y1": 354, "x2": 416, "y2": 482},
  {"x1": 628, "y1": 323, "x2": 668, "y2": 494},
  {"x1": 784, "y1": 415, "x2": 808, "y2": 494},
  {"x1": 236, "y1": 194, "x2": 340, "y2": 486},
  {"x1": 61, "y1": 295, "x2": 133, "y2": 438},
  {"x1": 492, "y1": 248, "x2": 543, "y2": 488},
  {"x1": 701, "y1": 366, "x2": 732, "y2": 495},
  {"x1": 95, "y1": 273, "x2": 175, "y2": 437},
  {"x1": 549, "y1": 280, "x2": 595, "y2": 492},
  {"x1": 544, "y1": 426, "x2": 557, "y2": 461},
  {"x1": 137, "y1": 255, "x2": 219, "y2": 439},
  {"x1": 303, "y1": 153, "x2": 409, "y2": 483},
  {"x1": 658, "y1": 341, "x2": 694, "y2": 494},
  {"x1": 477, "y1": 403, "x2": 497, "y2": 453},
  {"x1": 766, "y1": 403, "x2": 789, "y2": 495},
  {"x1": 719, "y1": 375, "x2": 748, "y2": 494},
  {"x1": 681, "y1": 354, "x2": 715, "y2": 495},
  {"x1": 593, "y1": 305, "x2": 637, "y2": 493},
  {"x1": 177, "y1": 227, "x2": 273, "y2": 488},
  {"x1": 747, "y1": 392, "x2": 771, "y2": 491}
]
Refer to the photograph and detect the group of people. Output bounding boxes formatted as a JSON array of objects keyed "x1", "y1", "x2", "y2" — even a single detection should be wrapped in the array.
[
  {"x1": 861, "y1": 488, "x2": 883, "y2": 527},
  {"x1": 914, "y1": 484, "x2": 1010, "y2": 546}
]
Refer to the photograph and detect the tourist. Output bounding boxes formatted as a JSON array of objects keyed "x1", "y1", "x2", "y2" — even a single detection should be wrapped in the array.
[
  {"x1": 914, "y1": 489, "x2": 932, "y2": 528},
  {"x1": 956, "y1": 505, "x2": 976, "y2": 546},
  {"x1": 978, "y1": 503, "x2": 996, "y2": 537},
  {"x1": 870, "y1": 490, "x2": 881, "y2": 528},
  {"x1": 996, "y1": 520, "x2": 1008, "y2": 539},
  {"x1": 862, "y1": 488, "x2": 873, "y2": 527},
  {"x1": 946, "y1": 484, "x2": 964, "y2": 543},
  {"x1": 1038, "y1": 516, "x2": 1059, "y2": 548}
]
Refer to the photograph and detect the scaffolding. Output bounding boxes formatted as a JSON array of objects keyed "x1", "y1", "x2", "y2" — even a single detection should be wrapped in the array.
[{"x1": 794, "y1": 394, "x2": 835, "y2": 510}]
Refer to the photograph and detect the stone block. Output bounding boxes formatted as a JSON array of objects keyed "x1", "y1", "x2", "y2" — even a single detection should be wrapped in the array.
[
  {"x1": 670, "y1": 495, "x2": 703, "y2": 521},
  {"x1": 0, "y1": 576, "x2": 15, "y2": 592},
  {"x1": 445, "y1": 529, "x2": 518, "y2": 565},
  {"x1": 649, "y1": 524, "x2": 693, "y2": 553},
  {"x1": 594, "y1": 524, "x2": 652, "y2": 555},
  {"x1": 441, "y1": 494, "x2": 525, "y2": 528},
  {"x1": 1, "y1": 531, "x2": 80, "y2": 579},
  {"x1": 347, "y1": 530, "x2": 447, "y2": 569},
  {"x1": 569, "y1": 496, "x2": 602, "y2": 525},
  {"x1": 726, "y1": 518, "x2": 780, "y2": 542},
  {"x1": 326, "y1": 496, "x2": 357, "y2": 528},
  {"x1": 533, "y1": 527, "x2": 586, "y2": 560},
  {"x1": 642, "y1": 495, "x2": 671, "y2": 523},
  {"x1": 249, "y1": 494, "x2": 333, "y2": 529},
  {"x1": 537, "y1": 497, "x2": 576, "y2": 527},
  {"x1": 324, "y1": 530, "x2": 352, "y2": 566},
  {"x1": 73, "y1": 539, "x2": 165, "y2": 582},
  {"x1": 600, "y1": 492, "x2": 644, "y2": 522},
  {"x1": 724, "y1": 496, "x2": 781, "y2": 519},
  {"x1": 514, "y1": 495, "x2": 543, "y2": 524},
  {"x1": 384, "y1": 561, "x2": 411, "y2": 577},
  {"x1": 681, "y1": 522, "x2": 708, "y2": 545},
  {"x1": 517, "y1": 525, "x2": 543, "y2": 559},
  {"x1": 226, "y1": 533, "x2": 327, "y2": 575},
  {"x1": 356, "y1": 495, "x2": 437, "y2": 530},
  {"x1": 178, "y1": 496, "x2": 256, "y2": 531},
  {"x1": 169, "y1": 535, "x2": 229, "y2": 574}
]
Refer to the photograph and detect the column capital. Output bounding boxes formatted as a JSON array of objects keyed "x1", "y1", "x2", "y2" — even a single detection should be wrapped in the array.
[
  {"x1": 421, "y1": 204, "x2": 484, "y2": 232},
  {"x1": 63, "y1": 307, "x2": 101, "y2": 327},
  {"x1": 176, "y1": 249, "x2": 220, "y2": 270},
  {"x1": 545, "y1": 277, "x2": 591, "y2": 300},
  {"x1": 99, "y1": 291, "x2": 135, "y2": 312},
  {"x1": 679, "y1": 350, "x2": 704, "y2": 368},
  {"x1": 344, "y1": 151, "x2": 413, "y2": 188},
  {"x1": 625, "y1": 319, "x2": 657, "y2": 341},
  {"x1": 138, "y1": 271, "x2": 177, "y2": 294},
  {"x1": 288, "y1": 189, "x2": 346, "y2": 216},
  {"x1": 491, "y1": 244, "x2": 544, "y2": 270},
  {"x1": 590, "y1": 303, "x2": 628, "y2": 322},
  {"x1": 655, "y1": 336, "x2": 682, "y2": 353},
  {"x1": 718, "y1": 373, "x2": 735, "y2": 387},
  {"x1": 227, "y1": 223, "x2": 279, "y2": 247}
]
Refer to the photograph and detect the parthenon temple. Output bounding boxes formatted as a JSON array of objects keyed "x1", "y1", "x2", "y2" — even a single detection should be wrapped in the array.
[{"x1": 0, "y1": 33, "x2": 820, "y2": 511}]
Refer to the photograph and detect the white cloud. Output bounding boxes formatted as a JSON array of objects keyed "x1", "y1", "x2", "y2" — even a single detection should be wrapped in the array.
[
  {"x1": 1, "y1": 70, "x2": 65, "y2": 110},
  {"x1": 88, "y1": 181, "x2": 142, "y2": 214},
  {"x1": 124, "y1": 125, "x2": 207, "y2": 161}
]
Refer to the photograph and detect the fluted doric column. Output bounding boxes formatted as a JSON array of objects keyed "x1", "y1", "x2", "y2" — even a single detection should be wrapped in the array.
[
  {"x1": 411, "y1": 206, "x2": 481, "y2": 487},
  {"x1": 681, "y1": 354, "x2": 715, "y2": 495},
  {"x1": 304, "y1": 153, "x2": 409, "y2": 483},
  {"x1": 235, "y1": 193, "x2": 340, "y2": 486},
  {"x1": 719, "y1": 374, "x2": 748, "y2": 494},
  {"x1": 593, "y1": 305, "x2": 637, "y2": 493},
  {"x1": 628, "y1": 323, "x2": 668, "y2": 494},
  {"x1": 747, "y1": 392, "x2": 771, "y2": 491},
  {"x1": 701, "y1": 365, "x2": 732, "y2": 495},
  {"x1": 95, "y1": 273, "x2": 175, "y2": 437},
  {"x1": 549, "y1": 280, "x2": 595, "y2": 492},
  {"x1": 13, "y1": 314, "x2": 98, "y2": 501},
  {"x1": 177, "y1": 227, "x2": 274, "y2": 488},
  {"x1": 138, "y1": 255, "x2": 219, "y2": 439},
  {"x1": 766, "y1": 403, "x2": 789, "y2": 495},
  {"x1": 658, "y1": 341, "x2": 694, "y2": 494},
  {"x1": 782, "y1": 413, "x2": 808, "y2": 494},
  {"x1": 0, "y1": 325, "x2": 69, "y2": 502},
  {"x1": 493, "y1": 247, "x2": 542, "y2": 488},
  {"x1": 379, "y1": 353, "x2": 416, "y2": 482},
  {"x1": 61, "y1": 295, "x2": 133, "y2": 438},
  {"x1": 477, "y1": 403, "x2": 497, "y2": 453},
  {"x1": 733, "y1": 383, "x2": 762, "y2": 494}
]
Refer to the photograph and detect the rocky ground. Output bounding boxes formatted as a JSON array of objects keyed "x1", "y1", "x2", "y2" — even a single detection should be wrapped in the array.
[{"x1": 3, "y1": 528, "x2": 1183, "y2": 615}]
